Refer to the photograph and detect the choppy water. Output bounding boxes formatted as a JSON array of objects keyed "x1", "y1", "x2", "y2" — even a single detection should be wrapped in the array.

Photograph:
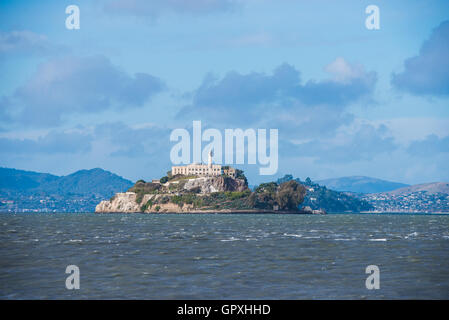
[{"x1": 1, "y1": 212, "x2": 448, "y2": 299}]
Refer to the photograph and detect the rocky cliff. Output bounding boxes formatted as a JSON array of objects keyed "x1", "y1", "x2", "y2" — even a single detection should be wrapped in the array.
[
  {"x1": 183, "y1": 176, "x2": 247, "y2": 194},
  {"x1": 96, "y1": 192, "x2": 196, "y2": 213},
  {"x1": 96, "y1": 192, "x2": 141, "y2": 213}
]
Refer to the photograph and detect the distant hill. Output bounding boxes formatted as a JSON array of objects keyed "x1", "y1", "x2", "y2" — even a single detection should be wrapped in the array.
[
  {"x1": 0, "y1": 167, "x2": 134, "y2": 212},
  {"x1": 0, "y1": 167, "x2": 59, "y2": 191},
  {"x1": 316, "y1": 176, "x2": 409, "y2": 194},
  {"x1": 384, "y1": 182, "x2": 449, "y2": 196},
  {"x1": 36, "y1": 168, "x2": 134, "y2": 198}
]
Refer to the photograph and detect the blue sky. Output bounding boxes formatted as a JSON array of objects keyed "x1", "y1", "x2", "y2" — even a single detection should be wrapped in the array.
[{"x1": 0, "y1": 0, "x2": 448, "y2": 185}]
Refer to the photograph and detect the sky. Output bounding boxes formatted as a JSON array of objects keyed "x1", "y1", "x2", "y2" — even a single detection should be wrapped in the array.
[{"x1": 0, "y1": 0, "x2": 448, "y2": 185}]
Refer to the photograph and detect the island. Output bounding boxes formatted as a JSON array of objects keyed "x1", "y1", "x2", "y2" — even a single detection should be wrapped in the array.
[{"x1": 95, "y1": 153, "x2": 325, "y2": 214}]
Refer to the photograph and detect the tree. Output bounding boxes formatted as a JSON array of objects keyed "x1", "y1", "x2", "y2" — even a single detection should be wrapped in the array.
[
  {"x1": 235, "y1": 169, "x2": 248, "y2": 185},
  {"x1": 276, "y1": 180, "x2": 307, "y2": 210},
  {"x1": 255, "y1": 182, "x2": 278, "y2": 194},
  {"x1": 253, "y1": 182, "x2": 278, "y2": 209},
  {"x1": 160, "y1": 176, "x2": 169, "y2": 183},
  {"x1": 277, "y1": 174, "x2": 293, "y2": 184}
]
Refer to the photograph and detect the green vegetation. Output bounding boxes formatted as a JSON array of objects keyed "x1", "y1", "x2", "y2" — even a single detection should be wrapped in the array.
[
  {"x1": 128, "y1": 181, "x2": 161, "y2": 204},
  {"x1": 143, "y1": 189, "x2": 254, "y2": 211},
  {"x1": 168, "y1": 174, "x2": 198, "y2": 181},
  {"x1": 170, "y1": 194, "x2": 203, "y2": 208},
  {"x1": 149, "y1": 183, "x2": 302, "y2": 211},
  {"x1": 140, "y1": 196, "x2": 154, "y2": 212},
  {"x1": 225, "y1": 189, "x2": 251, "y2": 200},
  {"x1": 253, "y1": 180, "x2": 306, "y2": 210},
  {"x1": 255, "y1": 182, "x2": 278, "y2": 194},
  {"x1": 160, "y1": 176, "x2": 169, "y2": 184},
  {"x1": 276, "y1": 180, "x2": 307, "y2": 210},
  {"x1": 277, "y1": 174, "x2": 374, "y2": 212},
  {"x1": 234, "y1": 169, "x2": 247, "y2": 184}
]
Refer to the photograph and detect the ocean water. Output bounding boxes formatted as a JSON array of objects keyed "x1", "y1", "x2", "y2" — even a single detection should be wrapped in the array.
[{"x1": 1, "y1": 212, "x2": 448, "y2": 299}]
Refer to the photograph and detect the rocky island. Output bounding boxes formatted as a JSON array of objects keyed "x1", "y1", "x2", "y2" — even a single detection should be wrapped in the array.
[{"x1": 95, "y1": 155, "x2": 325, "y2": 214}]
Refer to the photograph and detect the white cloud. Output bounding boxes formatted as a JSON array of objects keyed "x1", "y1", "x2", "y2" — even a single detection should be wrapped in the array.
[{"x1": 324, "y1": 57, "x2": 368, "y2": 84}]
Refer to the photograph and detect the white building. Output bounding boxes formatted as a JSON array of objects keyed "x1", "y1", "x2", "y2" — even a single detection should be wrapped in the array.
[{"x1": 171, "y1": 150, "x2": 236, "y2": 177}]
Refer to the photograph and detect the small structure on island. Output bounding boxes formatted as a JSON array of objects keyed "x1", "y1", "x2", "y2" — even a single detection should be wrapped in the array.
[{"x1": 171, "y1": 150, "x2": 236, "y2": 178}]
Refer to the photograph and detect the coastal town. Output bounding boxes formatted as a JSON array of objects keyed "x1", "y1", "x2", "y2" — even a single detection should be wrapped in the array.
[
  {"x1": 361, "y1": 191, "x2": 449, "y2": 213},
  {"x1": 0, "y1": 193, "x2": 104, "y2": 213}
]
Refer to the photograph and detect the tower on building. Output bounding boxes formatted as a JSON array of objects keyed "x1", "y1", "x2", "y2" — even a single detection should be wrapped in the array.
[{"x1": 208, "y1": 149, "x2": 213, "y2": 168}]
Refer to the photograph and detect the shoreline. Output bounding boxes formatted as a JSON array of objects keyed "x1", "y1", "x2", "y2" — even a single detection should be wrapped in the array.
[
  {"x1": 1, "y1": 211, "x2": 448, "y2": 215},
  {"x1": 95, "y1": 209, "x2": 325, "y2": 215}
]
